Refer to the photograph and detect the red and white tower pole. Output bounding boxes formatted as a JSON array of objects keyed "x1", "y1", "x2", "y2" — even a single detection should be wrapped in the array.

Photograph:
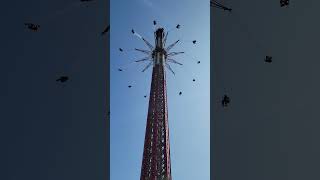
[{"x1": 140, "y1": 28, "x2": 172, "y2": 180}]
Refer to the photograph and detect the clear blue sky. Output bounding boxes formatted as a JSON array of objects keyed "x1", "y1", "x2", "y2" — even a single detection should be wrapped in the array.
[{"x1": 110, "y1": 0, "x2": 210, "y2": 179}]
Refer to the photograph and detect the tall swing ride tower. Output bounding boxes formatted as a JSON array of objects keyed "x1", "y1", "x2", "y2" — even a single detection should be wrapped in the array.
[
  {"x1": 137, "y1": 27, "x2": 183, "y2": 180},
  {"x1": 137, "y1": 2, "x2": 230, "y2": 178}
]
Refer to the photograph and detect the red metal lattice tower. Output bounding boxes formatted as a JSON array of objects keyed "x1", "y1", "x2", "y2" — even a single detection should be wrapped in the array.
[{"x1": 140, "y1": 28, "x2": 172, "y2": 180}]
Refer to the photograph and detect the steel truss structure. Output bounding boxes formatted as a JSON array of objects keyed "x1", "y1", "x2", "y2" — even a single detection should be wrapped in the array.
[{"x1": 138, "y1": 28, "x2": 180, "y2": 180}]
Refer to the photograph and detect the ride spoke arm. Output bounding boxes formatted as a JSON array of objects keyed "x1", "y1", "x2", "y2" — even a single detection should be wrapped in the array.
[
  {"x1": 167, "y1": 58, "x2": 183, "y2": 65},
  {"x1": 165, "y1": 63, "x2": 175, "y2": 75},
  {"x1": 167, "y1": 51, "x2": 184, "y2": 57},
  {"x1": 163, "y1": 32, "x2": 169, "y2": 47},
  {"x1": 142, "y1": 62, "x2": 153, "y2": 72},
  {"x1": 135, "y1": 48, "x2": 151, "y2": 55},
  {"x1": 142, "y1": 38, "x2": 154, "y2": 50},
  {"x1": 135, "y1": 56, "x2": 152, "y2": 62},
  {"x1": 165, "y1": 40, "x2": 180, "y2": 52}
]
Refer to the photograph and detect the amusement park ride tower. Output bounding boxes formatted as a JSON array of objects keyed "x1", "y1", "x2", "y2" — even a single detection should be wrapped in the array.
[{"x1": 140, "y1": 28, "x2": 173, "y2": 180}]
